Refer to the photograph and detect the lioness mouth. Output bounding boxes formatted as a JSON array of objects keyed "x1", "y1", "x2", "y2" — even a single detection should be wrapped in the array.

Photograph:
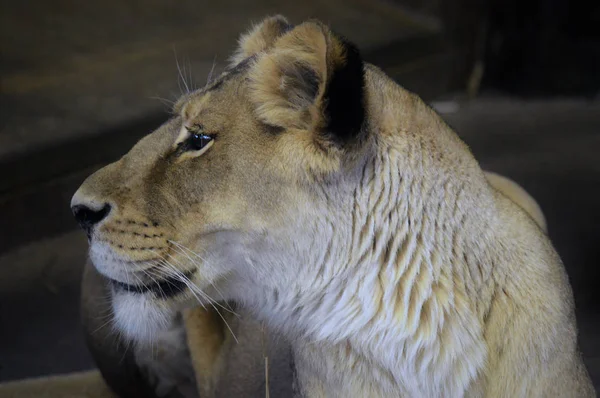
[{"x1": 109, "y1": 270, "x2": 196, "y2": 298}]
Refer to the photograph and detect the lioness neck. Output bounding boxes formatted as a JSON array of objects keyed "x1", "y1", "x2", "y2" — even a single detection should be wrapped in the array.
[
  {"x1": 244, "y1": 68, "x2": 573, "y2": 397},
  {"x1": 240, "y1": 69, "x2": 503, "y2": 396},
  {"x1": 289, "y1": 75, "x2": 502, "y2": 397}
]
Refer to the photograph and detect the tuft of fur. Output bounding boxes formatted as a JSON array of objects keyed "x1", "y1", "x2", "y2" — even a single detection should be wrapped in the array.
[
  {"x1": 111, "y1": 290, "x2": 175, "y2": 344},
  {"x1": 229, "y1": 15, "x2": 291, "y2": 68}
]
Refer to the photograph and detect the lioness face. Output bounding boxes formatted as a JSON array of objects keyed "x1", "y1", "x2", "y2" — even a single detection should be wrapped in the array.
[{"x1": 72, "y1": 16, "x2": 367, "y2": 341}]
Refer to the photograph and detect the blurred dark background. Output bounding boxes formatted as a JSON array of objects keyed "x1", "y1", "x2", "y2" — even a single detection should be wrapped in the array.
[{"x1": 1, "y1": 0, "x2": 599, "y2": 390}]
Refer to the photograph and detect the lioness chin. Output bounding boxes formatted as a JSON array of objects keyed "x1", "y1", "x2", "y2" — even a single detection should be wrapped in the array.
[{"x1": 72, "y1": 15, "x2": 594, "y2": 397}]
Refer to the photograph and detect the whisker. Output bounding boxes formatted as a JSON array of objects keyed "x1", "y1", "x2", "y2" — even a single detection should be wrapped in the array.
[
  {"x1": 208, "y1": 296, "x2": 239, "y2": 343},
  {"x1": 150, "y1": 252, "x2": 239, "y2": 343},
  {"x1": 138, "y1": 265, "x2": 167, "y2": 301},
  {"x1": 130, "y1": 270, "x2": 146, "y2": 287},
  {"x1": 185, "y1": 56, "x2": 195, "y2": 91},
  {"x1": 206, "y1": 56, "x2": 217, "y2": 85},
  {"x1": 167, "y1": 241, "x2": 238, "y2": 316},
  {"x1": 173, "y1": 47, "x2": 190, "y2": 94},
  {"x1": 150, "y1": 95, "x2": 176, "y2": 111},
  {"x1": 91, "y1": 315, "x2": 115, "y2": 336},
  {"x1": 118, "y1": 329, "x2": 133, "y2": 365},
  {"x1": 155, "y1": 259, "x2": 209, "y2": 312},
  {"x1": 157, "y1": 255, "x2": 219, "y2": 308},
  {"x1": 150, "y1": 261, "x2": 208, "y2": 308},
  {"x1": 163, "y1": 250, "x2": 238, "y2": 316},
  {"x1": 91, "y1": 308, "x2": 114, "y2": 325}
]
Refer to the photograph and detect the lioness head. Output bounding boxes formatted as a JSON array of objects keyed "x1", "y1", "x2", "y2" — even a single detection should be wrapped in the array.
[{"x1": 72, "y1": 16, "x2": 372, "y2": 342}]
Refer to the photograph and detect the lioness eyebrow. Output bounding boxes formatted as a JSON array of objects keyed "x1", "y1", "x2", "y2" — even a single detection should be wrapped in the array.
[{"x1": 185, "y1": 123, "x2": 204, "y2": 133}]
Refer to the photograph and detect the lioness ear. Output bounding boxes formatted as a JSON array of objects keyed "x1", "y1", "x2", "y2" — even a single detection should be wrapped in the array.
[
  {"x1": 229, "y1": 15, "x2": 292, "y2": 67},
  {"x1": 248, "y1": 21, "x2": 365, "y2": 147}
]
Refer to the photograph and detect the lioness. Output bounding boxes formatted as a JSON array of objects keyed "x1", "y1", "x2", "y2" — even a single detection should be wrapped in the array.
[{"x1": 72, "y1": 16, "x2": 594, "y2": 397}]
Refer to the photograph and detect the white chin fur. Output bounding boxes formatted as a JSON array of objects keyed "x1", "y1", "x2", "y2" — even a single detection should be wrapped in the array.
[{"x1": 112, "y1": 291, "x2": 175, "y2": 344}]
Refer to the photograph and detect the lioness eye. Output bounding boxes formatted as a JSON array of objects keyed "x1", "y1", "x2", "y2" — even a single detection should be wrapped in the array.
[{"x1": 188, "y1": 133, "x2": 213, "y2": 151}]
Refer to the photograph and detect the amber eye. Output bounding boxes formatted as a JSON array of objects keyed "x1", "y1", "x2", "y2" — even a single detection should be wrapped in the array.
[{"x1": 187, "y1": 133, "x2": 213, "y2": 151}]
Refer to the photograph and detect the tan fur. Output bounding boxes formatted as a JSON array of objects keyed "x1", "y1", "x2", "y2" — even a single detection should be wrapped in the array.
[
  {"x1": 182, "y1": 307, "x2": 227, "y2": 398},
  {"x1": 229, "y1": 15, "x2": 291, "y2": 67},
  {"x1": 73, "y1": 17, "x2": 595, "y2": 397},
  {"x1": 250, "y1": 21, "x2": 333, "y2": 131},
  {"x1": 484, "y1": 171, "x2": 547, "y2": 232}
]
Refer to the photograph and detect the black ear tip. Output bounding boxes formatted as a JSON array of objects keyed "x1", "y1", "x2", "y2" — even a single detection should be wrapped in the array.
[{"x1": 324, "y1": 36, "x2": 365, "y2": 146}]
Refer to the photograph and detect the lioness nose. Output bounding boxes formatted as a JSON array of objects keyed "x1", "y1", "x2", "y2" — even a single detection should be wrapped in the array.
[{"x1": 72, "y1": 203, "x2": 111, "y2": 234}]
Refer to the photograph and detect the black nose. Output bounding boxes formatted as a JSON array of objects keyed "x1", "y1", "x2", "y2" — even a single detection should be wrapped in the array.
[{"x1": 72, "y1": 203, "x2": 111, "y2": 235}]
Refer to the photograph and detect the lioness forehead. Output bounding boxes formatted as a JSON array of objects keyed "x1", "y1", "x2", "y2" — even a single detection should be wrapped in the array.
[{"x1": 175, "y1": 58, "x2": 254, "y2": 121}]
